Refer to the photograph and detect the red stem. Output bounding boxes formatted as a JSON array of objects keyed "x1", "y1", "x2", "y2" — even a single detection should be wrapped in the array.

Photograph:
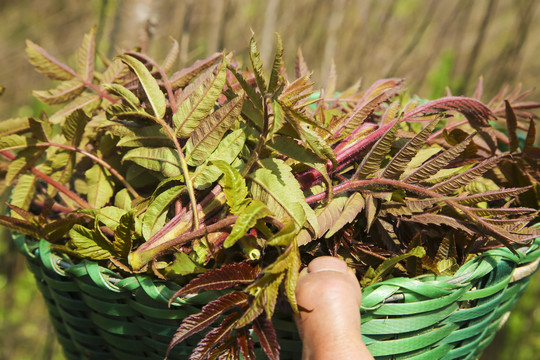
[{"x1": 0, "y1": 150, "x2": 90, "y2": 209}]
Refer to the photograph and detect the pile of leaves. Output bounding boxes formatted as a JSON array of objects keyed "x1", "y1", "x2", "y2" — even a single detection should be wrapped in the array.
[{"x1": 1, "y1": 28, "x2": 539, "y2": 359}]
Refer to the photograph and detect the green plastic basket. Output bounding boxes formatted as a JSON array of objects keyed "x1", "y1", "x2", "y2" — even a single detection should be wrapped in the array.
[{"x1": 13, "y1": 232, "x2": 540, "y2": 360}]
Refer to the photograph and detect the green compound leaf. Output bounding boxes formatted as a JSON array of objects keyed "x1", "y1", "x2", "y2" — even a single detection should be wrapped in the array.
[
  {"x1": 237, "y1": 272, "x2": 285, "y2": 328},
  {"x1": 33, "y1": 79, "x2": 85, "y2": 105},
  {"x1": 0, "y1": 134, "x2": 37, "y2": 151},
  {"x1": 104, "y1": 83, "x2": 141, "y2": 109},
  {"x1": 85, "y1": 163, "x2": 115, "y2": 209},
  {"x1": 10, "y1": 174, "x2": 37, "y2": 211},
  {"x1": 268, "y1": 33, "x2": 284, "y2": 95},
  {"x1": 119, "y1": 54, "x2": 166, "y2": 119},
  {"x1": 123, "y1": 147, "x2": 182, "y2": 177},
  {"x1": 26, "y1": 39, "x2": 74, "y2": 80},
  {"x1": 114, "y1": 210, "x2": 135, "y2": 258},
  {"x1": 69, "y1": 224, "x2": 115, "y2": 260},
  {"x1": 361, "y1": 246, "x2": 425, "y2": 287},
  {"x1": 249, "y1": 34, "x2": 267, "y2": 94},
  {"x1": 211, "y1": 160, "x2": 249, "y2": 215},
  {"x1": 142, "y1": 185, "x2": 185, "y2": 240},
  {"x1": 224, "y1": 200, "x2": 272, "y2": 248},
  {"x1": 115, "y1": 125, "x2": 170, "y2": 148},
  {"x1": 250, "y1": 158, "x2": 308, "y2": 229},
  {"x1": 62, "y1": 109, "x2": 88, "y2": 146},
  {"x1": 185, "y1": 95, "x2": 243, "y2": 166},
  {"x1": 49, "y1": 92, "x2": 101, "y2": 124},
  {"x1": 0, "y1": 117, "x2": 30, "y2": 137},
  {"x1": 192, "y1": 128, "x2": 246, "y2": 190},
  {"x1": 173, "y1": 56, "x2": 227, "y2": 137},
  {"x1": 77, "y1": 26, "x2": 96, "y2": 81}
]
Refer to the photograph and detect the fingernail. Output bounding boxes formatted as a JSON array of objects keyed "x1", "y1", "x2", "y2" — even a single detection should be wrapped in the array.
[{"x1": 308, "y1": 257, "x2": 349, "y2": 274}]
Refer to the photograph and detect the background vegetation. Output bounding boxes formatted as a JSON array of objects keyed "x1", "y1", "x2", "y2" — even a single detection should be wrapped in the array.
[{"x1": 0, "y1": 0, "x2": 539, "y2": 359}]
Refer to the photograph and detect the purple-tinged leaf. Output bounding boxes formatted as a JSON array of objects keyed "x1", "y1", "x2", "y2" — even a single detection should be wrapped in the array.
[
  {"x1": 0, "y1": 215, "x2": 41, "y2": 238},
  {"x1": 315, "y1": 195, "x2": 348, "y2": 238},
  {"x1": 278, "y1": 76, "x2": 314, "y2": 108},
  {"x1": 162, "y1": 38, "x2": 180, "y2": 74},
  {"x1": 170, "y1": 52, "x2": 221, "y2": 89},
  {"x1": 473, "y1": 76, "x2": 483, "y2": 100},
  {"x1": 26, "y1": 40, "x2": 75, "y2": 80},
  {"x1": 236, "y1": 327, "x2": 256, "y2": 360},
  {"x1": 174, "y1": 57, "x2": 228, "y2": 138},
  {"x1": 403, "y1": 133, "x2": 476, "y2": 184},
  {"x1": 167, "y1": 292, "x2": 248, "y2": 354},
  {"x1": 33, "y1": 79, "x2": 85, "y2": 105},
  {"x1": 429, "y1": 155, "x2": 504, "y2": 194},
  {"x1": 403, "y1": 96, "x2": 498, "y2": 153},
  {"x1": 294, "y1": 48, "x2": 310, "y2": 79},
  {"x1": 335, "y1": 91, "x2": 388, "y2": 137},
  {"x1": 188, "y1": 313, "x2": 241, "y2": 360},
  {"x1": 381, "y1": 117, "x2": 440, "y2": 180},
  {"x1": 464, "y1": 206, "x2": 537, "y2": 217},
  {"x1": 402, "y1": 213, "x2": 474, "y2": 235},
  {"x1": 326, "y1": 193, "x2": 365, "y2": 238},
  {"x1": 505, "y1": 101, "x2": 519, "y2": 153},
  {"x1": 77, "y1": 27, "x2": 96, "y2": 81},
  {"x1": 237, "y1": 272, "x2": 285, "y2": 328},
  {"x1": 455, "y1": 187, "x2": 531, "y2": 205},
  {"x1": 171, "y1": 262, "x2": 259, "y2": 298},
  {"x1": 353, "y1": 119, "x2": 400, "y2": 180},
  {"x1": 49, "y1": 93, "x2": 101, "y2": 124},
  {"x1": 524, "y1": 118, "x2": 536, "y2": 152},
  {"x1": 404, "y1": 96, "x2": 495, "y2": 123},
  {"x1": 253, "y1": 315, "x2": 280, "y2": 360}
]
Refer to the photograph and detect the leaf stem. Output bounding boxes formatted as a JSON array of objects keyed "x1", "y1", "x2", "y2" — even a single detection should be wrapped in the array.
[
  {"x1": 152, "y1": 116, "x2": 200, "y2": 229},
  {"x1": 242, "y1": 95, "x2": 272, "y2": 176}
]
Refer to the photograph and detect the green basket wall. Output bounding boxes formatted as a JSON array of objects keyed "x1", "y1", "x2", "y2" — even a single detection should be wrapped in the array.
[{"x1": 13, "y1": 233, "x2": 540, "y2": 360}]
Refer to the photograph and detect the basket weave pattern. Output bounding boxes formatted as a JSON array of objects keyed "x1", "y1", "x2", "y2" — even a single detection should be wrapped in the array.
[{"x1": 14, "y1": 233, "x2": 540, "y2": 360}]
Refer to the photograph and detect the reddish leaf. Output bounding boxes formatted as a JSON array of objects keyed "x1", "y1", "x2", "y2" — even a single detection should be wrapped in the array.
[
  {"x1": 167, "y1": 292, "x2": 248, "y2": 355},
  {"x1": 524, "y1": 118, "x2": 536, "y2": 152},
  {"x1": 170, "y1": 52, "x2": 222, "y2": 89},
  {"x1": 236, "y1": 327, "x2": 256, "y2": 360},
  {"x1": 404, "y1": 96, "x2": 495, "y2": 123},
  {"x1": 172, "y1": 262, "x2": 259, "y2": 299},
  {"x1": 294, "y1": 48, "x2": 310, "y2": 79},
  {"x1": 253, "y1": 315, "x2": 280, "y2": 360},
  {"x1": 401, "y1": 213, "x2": 474, "y2": 235},
  {"x1": 189, "y1": 313, "x2": 241, "y2": 360},
  {"x1": 504, "y1": 101, "x2": 519, "y2": 152},
  {"x1": 403, "y1": 96, "x2": 498, "y2": 153}
]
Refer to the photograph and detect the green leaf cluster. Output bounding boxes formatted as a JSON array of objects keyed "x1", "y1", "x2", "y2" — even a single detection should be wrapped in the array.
[{"x1": 1, "y1": 29, "x2": 539, "y2": 360}]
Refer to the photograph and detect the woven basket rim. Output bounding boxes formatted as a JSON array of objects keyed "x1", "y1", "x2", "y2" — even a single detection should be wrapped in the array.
[{"x1": 12, "y1": 231, "x2": 540, "y2": 307}]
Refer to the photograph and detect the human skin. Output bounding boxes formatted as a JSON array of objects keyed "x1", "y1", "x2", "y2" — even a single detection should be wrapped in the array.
[{"x1": 294, "y1": 256, "x2": 375, "y2": 360}]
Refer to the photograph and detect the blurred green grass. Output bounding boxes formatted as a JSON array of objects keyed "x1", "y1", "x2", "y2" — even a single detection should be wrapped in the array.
[{"x1": 1, "y1": 0, "x2": 540, "y2": 359}]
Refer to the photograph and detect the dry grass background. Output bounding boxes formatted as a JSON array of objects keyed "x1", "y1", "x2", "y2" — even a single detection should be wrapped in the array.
[{"x1": 1, "y1": 0, "x2": 540, "y2": 359}]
